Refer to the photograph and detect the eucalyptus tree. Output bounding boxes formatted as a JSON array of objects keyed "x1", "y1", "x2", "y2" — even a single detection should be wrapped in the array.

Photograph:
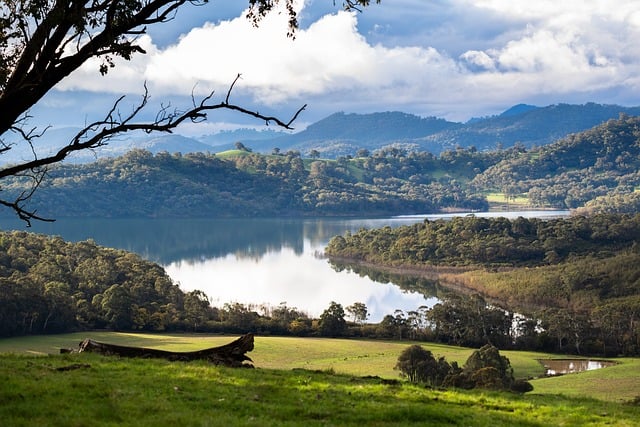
[
  {"x1": 0, "y1": 0, "x2": 379, "y2": 223},
  {"x1": 319, "y1": 301, "x2": 347, "y2": 337},
  {"x1": 346, "y1": 301, "x2": 368, "y2": 324}
]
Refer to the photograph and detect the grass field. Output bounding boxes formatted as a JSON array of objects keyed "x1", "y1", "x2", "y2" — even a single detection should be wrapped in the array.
[
  {"x1": 1, "y1": 333, "x2": 639, "y2": 426},
  {"x1": 484, "y1": 192, "x2": 531, "y2": 206},
  {"x1": 0, "y1": 332, "x2": 551, "y2": 379}
]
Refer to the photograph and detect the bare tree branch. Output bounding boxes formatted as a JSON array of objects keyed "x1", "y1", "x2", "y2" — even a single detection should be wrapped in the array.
[
  {"x1": 0, "y1": 167, "x2": 53, "y2": 226},
  {"x1": 0, "y1": 80, "x2": 306, "y2": 224}
]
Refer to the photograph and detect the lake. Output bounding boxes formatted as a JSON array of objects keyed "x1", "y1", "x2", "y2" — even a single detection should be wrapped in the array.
[{"x1": 0, "y1": 210, "x2": 569, "y2": 322}]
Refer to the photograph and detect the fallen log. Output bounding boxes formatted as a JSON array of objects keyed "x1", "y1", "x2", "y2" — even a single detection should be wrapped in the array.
[{"x1": 76, "y1": 333, "x2": 254, "y2": 367}]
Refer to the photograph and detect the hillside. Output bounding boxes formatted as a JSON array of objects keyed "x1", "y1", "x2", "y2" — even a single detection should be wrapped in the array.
[
  {"x1": 0, "y1": 148, "x2": 490, "y2": 219},
  {"x1": 472, "y1": 114, "x2": 640, "y2": 209},
  {"x1": 3, "y1": 344, "x2": 639, "y2": 426},
  {"x1": 254, "y1": 111, "x2": 459, "y2": 156},
  {"x1": 3, "y1": 113, "x2": 640, "y2": 218},
  {"x1": 417, "y1": 102, "x2": 640, "y2": 153},
  {"x1": 326, "y1": 213, "x2": 640, "y2": 356},
  {"x1": 0, "y1": 230, "x2": 202, "y2": 335}
]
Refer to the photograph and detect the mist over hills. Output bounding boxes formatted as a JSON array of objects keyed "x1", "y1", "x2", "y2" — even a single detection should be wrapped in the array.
[
  {"x1": 198, "y1": 103, "x2": 640, "y2": 156},
  {"x1": 2, "y1": 102, "x2": 639, "y2": 164},
  {"x1": 422, "y1": 103, "x2": 640, "y2": 153}
]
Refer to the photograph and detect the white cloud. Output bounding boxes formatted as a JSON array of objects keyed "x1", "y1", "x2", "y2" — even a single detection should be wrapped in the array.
[
  {"x1": 55, "y1": 0, "x2": 640, "y2": 122},
  {"x1": 460, "y1": 50, "x2": 497, "y2": 72}
]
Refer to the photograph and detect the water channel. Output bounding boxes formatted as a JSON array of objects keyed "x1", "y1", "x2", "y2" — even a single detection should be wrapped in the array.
[{"x1": 0, "y1": 210, "x2": 569, "y2": 322}]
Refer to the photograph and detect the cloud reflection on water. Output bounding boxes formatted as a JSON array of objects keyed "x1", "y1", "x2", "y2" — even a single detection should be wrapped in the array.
[{"x1": 164, "y1": 240, "x2": 435, "y2": 322}]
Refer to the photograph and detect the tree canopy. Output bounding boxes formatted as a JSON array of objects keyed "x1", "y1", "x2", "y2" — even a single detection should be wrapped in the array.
[
  {"x1": 0, "y1": 148, "x2": 489, "y2": 218},
  {"x1": 0, "y1": 0, "x2": 378, "y2": 223}
]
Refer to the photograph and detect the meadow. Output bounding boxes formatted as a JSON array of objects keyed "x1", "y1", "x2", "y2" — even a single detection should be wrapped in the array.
[
  {"x1": 1, "y1": 333, "x2": 639, "y2": 426},
  {"x1": 483, "y1": 192, "x2": 532, "y2": 207}
]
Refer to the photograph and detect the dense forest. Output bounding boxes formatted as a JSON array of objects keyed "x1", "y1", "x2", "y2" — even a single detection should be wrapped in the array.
[
  {"x1": 3, "y1": 115, "x2": 640, "y2": 218},
  {"x1": 325, "y1": 214, "x2": 640, "y2": 356},
  {"x1": 0, "y1": 147, "x2": 492, "y2": 218},
  {"x1": 0, "y1": 231, "x2": 194, "y2": 335},
  {"x1": 326, "y1": 214, "x2": 640, "y2": 267},
  {"x1": 472, "y1": 114, "x2": 640, "y2": 210}
]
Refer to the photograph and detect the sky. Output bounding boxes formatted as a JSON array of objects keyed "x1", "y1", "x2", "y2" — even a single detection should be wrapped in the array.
[{"x1": 37, "y1": 0, "x2": 640, "y2": 135}]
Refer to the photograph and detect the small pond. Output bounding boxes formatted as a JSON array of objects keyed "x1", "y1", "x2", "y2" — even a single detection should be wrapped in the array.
[{"x1": 538, "y1": 359, "x2": 616, "y2": 376}]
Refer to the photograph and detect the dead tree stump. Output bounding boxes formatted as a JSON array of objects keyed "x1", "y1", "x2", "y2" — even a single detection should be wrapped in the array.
[{"x1": 77, "y1": 333, "x2": 254, "y2": 367}]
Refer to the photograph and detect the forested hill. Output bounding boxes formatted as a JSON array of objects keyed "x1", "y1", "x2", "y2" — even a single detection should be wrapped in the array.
[
  {"x1": 472, "y1": 114, "x2": 640, "y2": 211},
  {"x1": 418, "y1": 102, "x2": 640, "y2": 153},
  {"x1": 1, "y1": 148, "x2": 491, "y2": 219},
  {"x1": 3, "y1": 113, "x2": 640, "y2": 219},
  {"x1": 325, "y1": 214, "x2": 640, "y2": 355},
  {"x1": 0, "y1": 231, "x2": 198, "y2": 335}
]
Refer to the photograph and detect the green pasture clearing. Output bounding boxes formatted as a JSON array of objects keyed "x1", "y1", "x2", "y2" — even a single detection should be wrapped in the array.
[
  {"x1": 214, "y1": 149, "x2": 252, "y2": 159},
  {"x1": 2, "y1": 333, "x2": 639, "y2": 426},
  {"x1": 484, "y1": 192, "x2": 531, "y2": 206},
  {"x1": 530, "y1": 358, "x2": 640, "y2": 403}
]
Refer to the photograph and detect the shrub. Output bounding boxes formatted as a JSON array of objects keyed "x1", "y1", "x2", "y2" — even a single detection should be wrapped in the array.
[
  {"x1": 463, "y1": 344, "x2": 514, "y2": 390},
  {"x1": 395, "y1": 345, "x2": 454, "y2": 387}
]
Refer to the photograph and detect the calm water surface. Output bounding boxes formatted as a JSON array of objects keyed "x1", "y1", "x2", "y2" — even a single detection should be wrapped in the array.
[
  {"x1": 538, "y1": 359, "x2": 616, "y2": 376},
  {"x1": 0, "y1": 210, "x2": 569, "y2": 321}
]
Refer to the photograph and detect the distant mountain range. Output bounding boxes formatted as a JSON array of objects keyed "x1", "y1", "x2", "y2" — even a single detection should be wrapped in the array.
[{"x1": 2, "y1": 102, "x2": 640, "y2": 163}]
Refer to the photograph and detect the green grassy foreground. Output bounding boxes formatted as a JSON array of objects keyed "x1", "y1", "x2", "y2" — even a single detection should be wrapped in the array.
[{"x1": 1, "y1": 333, "x2": 639, "y2": 426}]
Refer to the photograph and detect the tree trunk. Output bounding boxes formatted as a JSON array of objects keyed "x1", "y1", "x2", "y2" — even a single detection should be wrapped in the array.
[{"x1": 74, "y1": 334, "x2": 254, "y2": 367}]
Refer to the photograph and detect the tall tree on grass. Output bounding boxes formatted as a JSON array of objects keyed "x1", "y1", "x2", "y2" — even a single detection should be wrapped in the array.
[
  {"x1": 319, "y1": 301, "x2": 347, "y2": 337},
  {"x1": 346, "y1": 301, "x2": 368, "y2": 324},
  {"x1": 0, "y1": 0, "x2": 379, "y2": 223}
]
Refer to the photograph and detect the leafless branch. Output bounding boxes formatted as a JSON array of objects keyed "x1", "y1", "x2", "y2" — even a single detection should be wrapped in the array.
[
  {"x1": 226, "y1": 73, "x2": 241, "y2": 104},
  {"x1": 0, "y1": 167, "x2": 53, "y2": 226},
  {"x1": 0, "y1": 79, "x2": 305, "y2": 224},
  {"x1": 0, "y1": 141, "x2": 13, "y2": 154}
]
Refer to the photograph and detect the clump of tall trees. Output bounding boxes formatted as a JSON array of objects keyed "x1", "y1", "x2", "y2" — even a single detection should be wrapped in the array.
[{"x1": 395, "y1": 343, "x2": 532, "y2": 393}]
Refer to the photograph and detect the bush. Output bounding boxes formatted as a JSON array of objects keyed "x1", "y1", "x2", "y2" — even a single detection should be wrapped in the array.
[
  {"x1": 463, "y1": 344, "x2": 514, "y2": 390},
  {"x1": 395, "y1": 345, "x2": 453, "y2": 387},
  {"x1": 470, "y1": 367, "x2": 503, "y2": 390},
  {"x1": 396, "y1": 343, "x2": 533, "y2": 393}
]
